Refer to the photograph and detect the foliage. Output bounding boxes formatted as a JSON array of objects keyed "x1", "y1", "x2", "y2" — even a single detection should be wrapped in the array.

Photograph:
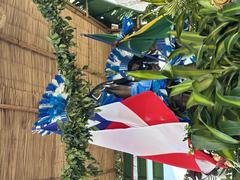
[
  {"x1": 32, "y1": 0, "x2": 99, "y2": 179},
  {"x1": 130, "y1": 0, "x2": 240, "y2": 177},
  {"x1": 143, "y1": 0, "x2": 200, "y2": 21},
  {"x1": 115, "y1": 152, "x2": 124, "y2": 180}
]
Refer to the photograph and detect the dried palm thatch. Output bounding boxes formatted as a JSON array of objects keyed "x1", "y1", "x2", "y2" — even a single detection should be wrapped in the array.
[
  {"x1": 211, "y1": 0, "x2": 232, "y2": 8},
  {"x1": 0, "y1": 6, "x2": 6, "y2": 29},
  {"x1": 0, "y1": 0, "x2": 114, "y2": 179}
]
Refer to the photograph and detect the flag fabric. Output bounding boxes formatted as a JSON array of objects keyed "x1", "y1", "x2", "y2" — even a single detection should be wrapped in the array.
[
  {"x1": 32, "y1": 76, "x2": 220, "y2": 173},
  {"x1": 89, "y1": 91, "x2": 219, "y2": 174}
]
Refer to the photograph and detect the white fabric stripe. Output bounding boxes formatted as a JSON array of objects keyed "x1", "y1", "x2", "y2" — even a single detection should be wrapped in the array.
[
  {"x1": 164, "y1": 165, "x2": 186, "y2": 180},
  {"x1": 133, "y1": 156, "x2": 138, "y2": 180},
  {"x1": 90, "y1": 123, "x2": 189, "y2": 156},
  {"x1": 96, "y1": 102, "x2": 148, "y2": 127},
  {"x1": 87, "y1": 120, "x2": 100, "y2": 128},
  {"x1": 147, "y1": 160, "x2": 153, "y2": 180},
  {"x1": 52, "y1": 79, "x2": 59, "y2": 86},
  {"x1": 195, "y1": 159, "x2": 216, "y2": 174}
]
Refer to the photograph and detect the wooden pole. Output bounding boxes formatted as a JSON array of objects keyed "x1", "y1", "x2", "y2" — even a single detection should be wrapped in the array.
[{"x1": 86, "y1": 0, "x2": 89, "y2": 17}]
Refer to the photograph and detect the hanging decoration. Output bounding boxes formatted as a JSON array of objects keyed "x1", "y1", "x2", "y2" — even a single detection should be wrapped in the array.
[
  {"x1": 32, "y1": 75, "x2": 67, "y2": 135},
  {"x1": 32, "y1": 0, "x2": 100, "y2": 179}
]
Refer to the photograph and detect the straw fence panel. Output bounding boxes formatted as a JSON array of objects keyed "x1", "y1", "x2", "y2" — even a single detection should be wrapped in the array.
[{"x1": 0, "y1": 0, "x2": 114, "y2": 179}]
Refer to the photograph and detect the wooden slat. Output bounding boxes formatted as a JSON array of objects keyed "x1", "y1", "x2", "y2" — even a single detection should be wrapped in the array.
[{"x1": 0, "y1": 103, "x2": 38, "y2": 113}]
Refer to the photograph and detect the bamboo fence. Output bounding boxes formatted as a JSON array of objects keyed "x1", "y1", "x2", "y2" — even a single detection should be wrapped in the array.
[{"x1": 0, "y1": 0, "x2": 114, "y2": 179}]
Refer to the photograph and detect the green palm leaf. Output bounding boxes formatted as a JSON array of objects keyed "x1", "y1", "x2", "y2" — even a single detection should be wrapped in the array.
[
  {"x1": 169, "y1": 80, "x2": 193, "y2": 97},
  {"x1": 222, "y1": 2, "x2": 240, "y2": 16},
  {"x1": 191, "y1": 132, "x2": 236, "y2": 150},
  {"x1": 225, "y1": 32, "x2": 240, "y2": 54},
  {"x1": 216, "y1": 90, "x2": 240, "y2": 108},
  {"x1": 200, "y1": 120, "x2": 240, "y2": 144},
  {"x1": 218, "y1": 120, "x2": 240, "y2": 136}
]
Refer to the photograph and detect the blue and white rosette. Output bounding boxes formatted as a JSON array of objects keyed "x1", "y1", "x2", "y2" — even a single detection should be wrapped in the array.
[{"x1": 32, "y1": 74, "x2": 68, "y2": 136}]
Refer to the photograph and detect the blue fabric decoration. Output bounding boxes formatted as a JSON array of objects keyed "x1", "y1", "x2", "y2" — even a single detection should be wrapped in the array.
[
  {"x1": 116, "y1": 17, "x2": 135, "y2": 41},
  {"x1": 130, "y1": 80, "x2": 169, "y2": 105},
  {"x1": 32, "y1": 74, "x2": 68, "y2": 136},
  {"x1": 130, "y1": 80, "x2": 152, "y2": 96},
  {"x1": 46, "y1": 84, "x2": 56, "y2": 91},
  {"x1": 105, "y1": 48, "x2": 133, "y2": 81},
  {"x1": 155, "y1": 36, "x2": 196, "y2": 66},
  {"x1": 99, "y1": 90, "x2": 122, "y2": 106},
  {"x1": 55, "y1": 74, "x2": 64, "y2": 84}
]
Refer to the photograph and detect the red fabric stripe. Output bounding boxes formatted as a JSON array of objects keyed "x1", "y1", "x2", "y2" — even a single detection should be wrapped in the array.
[
  {"x1": 194, "y1": 150, "x2": 216, "y2": 164},
  {"x1": 141, "y1": 153, "x2": 202, "y2": 172},
  {"x1": 107, "y1": 122, "x2": 130, "y2": 129},
  {"x1": 122, "y1": 91, "x2": 179, "y2": 126},
  {"x1": 194, "y1": 150, "x2": 225, "y2": 168}
]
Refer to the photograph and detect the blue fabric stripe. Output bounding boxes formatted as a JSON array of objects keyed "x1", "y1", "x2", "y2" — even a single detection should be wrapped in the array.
[
  {"x1": 38, "y1": 112, "x2": 49, "y2": 118},
  {"x1": 38, "y1": 108, "x2": 50, "y2": 114},
  {"x1": 91, "y1": 113, "x2": 108, "y2": 122},
  {"x1": 55, "y1": 75, "x2": 64, "y2": 84},
  {"x1": 42, "y1": 93, "x2": 52, "y2": 99},
  {"x1": 41, "y1": 116, "x2": 67, "y2": 131},
  {"x1": 42, "y1": 122, "x2": 58, "y2": 131},
  {"x1": 96, "y1": 121, "x2": 111, "y2": 130},
  {"x1": 46, "y1": 84, "x2": 57, "y2": 91},
  {"x1": 39, "y1": 99, "x2": 50, "y2": 105},
  {"x1": 35, "y1": 116, "x2": 51, "y2": 126},
  {"x1": 91, "y1": 113, "x2": 112, "y2": 130}
]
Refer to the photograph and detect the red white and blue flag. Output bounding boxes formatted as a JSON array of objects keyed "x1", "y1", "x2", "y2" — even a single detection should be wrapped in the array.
[{"x1": 89, "y1": 91, "x2": 219, "y2": 174}]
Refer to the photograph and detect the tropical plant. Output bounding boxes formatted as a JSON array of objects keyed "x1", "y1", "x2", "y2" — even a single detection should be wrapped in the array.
[
  {"x1": 129, "y1": 0, "x2": 240, "y2": 178},
  {"x1": 143, "y1": 0, "x2": 200, "y2": 17}
]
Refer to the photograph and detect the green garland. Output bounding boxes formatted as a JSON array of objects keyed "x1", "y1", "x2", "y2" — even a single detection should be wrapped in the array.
[{"x1": 32, "y1": 0, "x2": 99, "y2": 179}]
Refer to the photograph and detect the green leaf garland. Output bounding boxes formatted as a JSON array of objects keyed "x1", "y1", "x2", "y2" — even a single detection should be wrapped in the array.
[{"x1": 32, "y1": 0, "x2": 100, "y2": 179}]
